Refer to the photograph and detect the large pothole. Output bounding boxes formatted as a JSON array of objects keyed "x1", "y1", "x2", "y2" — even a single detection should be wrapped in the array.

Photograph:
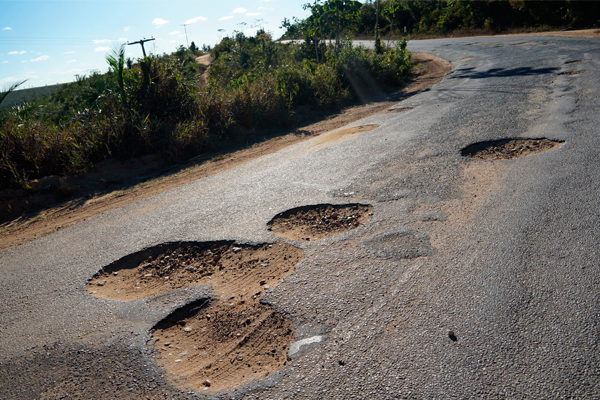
[
  {"x1": 86, "y1": 241, "x2": 303, "y2": 301},
  {"x1": 151, "y1": 296, "x2": 293, "y2": 393},
  {"x1": 268, "y1": 203, "x2": 373, "y2": 241},
  {"x1": 461, "y1": 138, "x2": 564, "y2": 160}
]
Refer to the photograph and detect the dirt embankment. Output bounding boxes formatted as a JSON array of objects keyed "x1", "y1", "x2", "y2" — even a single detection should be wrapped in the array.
[{"x1": 0, "y1": 53, "x2": 452, "y2": 251}]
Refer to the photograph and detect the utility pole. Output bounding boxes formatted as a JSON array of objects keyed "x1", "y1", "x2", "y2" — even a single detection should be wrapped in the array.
[
  {"x1": 375, "y1": 0, "x2": 382, "y2": 54},
  {"x1": 181, "y1": 24, "x2": 189, "y2": 48},
  {"x1": 127, "y1": 37, "x2": 155, "y2": 57}
]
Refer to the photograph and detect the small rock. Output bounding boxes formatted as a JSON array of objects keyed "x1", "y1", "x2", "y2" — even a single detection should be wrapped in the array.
[
  {"x1": 144, "y1": 274, "x2": 153, "y2": 278},
  {"x1": 448, "y1": 330, "x2": 458, "y2": 341},
  {"x1": 264, "y1": 285, "x2": 270, "y2": 290},
  {"x1": 163, "y1": 342, "x2": 171, "y2": 346},
  {"x1": 97, "y1": 281, "x2": 105, "y2": 286},
  {"x1": 174, "y1": 359, "x2": 182, "y2": 363},
  {"x1": 112, "y1": 272, "x2": 119, "y2": 276},
  {"x1": 237, "y1": 355, "x2": 243, "y2": 361},
  {"x1": 260, "y1": 280, "x2": 267, "y2": 285},
  {"x1": 188, "y1": 267, "x2": 196, "y2": 272},
  {"x1": 203, "y1": 379, "x2": 211, "y2": 387},
  {"x1": 183, "y1": 327, "x2": 192, "y2": 332},
  {"x1": 261, "y1": 264, "x2": 269, "y2": 267},
  {"x1": 232, "y1": 247, "x2": 242, "y2": 253}
]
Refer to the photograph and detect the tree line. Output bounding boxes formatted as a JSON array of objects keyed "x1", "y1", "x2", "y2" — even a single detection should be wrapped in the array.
[{"x1": 282, "y1": 0, "x2": 600, "y2": 39}]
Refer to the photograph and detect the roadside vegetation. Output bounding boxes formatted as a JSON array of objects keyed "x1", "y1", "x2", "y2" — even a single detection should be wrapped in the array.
[
  {"x1": 283, "y1": 0, "x2": 600, "y2": 40},
  {"x1": 0, "y1": 1, "x2": 411, "y2": 192}
]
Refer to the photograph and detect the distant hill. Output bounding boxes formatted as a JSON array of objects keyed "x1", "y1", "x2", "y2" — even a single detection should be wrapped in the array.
[{"x1": 0, "y1": 83, "x2": 68, "y2": 111}]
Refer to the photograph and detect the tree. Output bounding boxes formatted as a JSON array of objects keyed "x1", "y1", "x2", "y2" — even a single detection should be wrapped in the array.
[
  {"x1": 382, "y1": 0, "x2": 404, "y2": 45},
  {"x1": 106, "y1": 44, "x2": 126, "y2": 107}
]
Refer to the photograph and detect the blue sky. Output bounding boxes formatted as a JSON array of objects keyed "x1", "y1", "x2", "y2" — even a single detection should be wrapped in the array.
[{"x1": 0, "y1": 0, "x2": 311, "y2": 88}]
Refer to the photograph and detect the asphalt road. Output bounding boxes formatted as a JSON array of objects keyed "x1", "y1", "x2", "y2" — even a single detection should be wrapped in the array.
[{"x1": 2, "y1": 35, "x2": 600, "y2": 399}]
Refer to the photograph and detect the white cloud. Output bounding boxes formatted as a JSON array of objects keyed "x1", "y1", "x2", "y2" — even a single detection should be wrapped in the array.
[
  {"x1": 184, "y1": 16, "x2": 207, "y2": 24},
  {"x1": 152, "y1": 18, "x2": 169, "y2": 26},
  {"x1": 219, "y1": 16, "x2": 234, "y2": 21},
  {"x1": 30, "y1": 55, "x2": 49, "y2": 62},
  {"x1": 118, "y1": 38, "x2": 128, "y2": 42},
  {"x1": 246, "y1": 12, "x2": 261, "y2": 16},
  {"x1": 93, "y1": 39, "x2": 112, "y2": 44},
  {"x1": 95, "y1": 47, "x2": 111, "y2": 52},
  {"x1": 8, "y1": 50, "x2": 26, "y2": 55},
  {"x1": 178, "y1": 34, "x2": 186, "y2": 37},
  {"x1": 2, "y1": 61, "x2": 8, "y2": 64},
  {"x1": 2, "y1": 27, "x2": 12, "y2": 31},
  {"x1": 258, "y1": 6, "x2": 273, "y2": 10},
  {"x1": 63, "y1": 50, "x2": 76, "y2": 54},
  {"x1": 124, "y1": 26, "x2": 130, "y2": 31},
  {"x1": 169, "y1": 40, "x2": 177, "y2": 43},
  {"x1": 21, "y1": 60, "x2": 27, "y2": 63},
  {"x1": 169, "y1": 31, "x2": 181, "y2": 35},
  {"x1": 0, "y1": 77, "x2": 17, "y2": 83},
  {"x1": 232, "y1": 8, "x2": 247, "y2": 14},
  {"x1": 66, "y1": 59, "x2": 76, "y2": 63}
]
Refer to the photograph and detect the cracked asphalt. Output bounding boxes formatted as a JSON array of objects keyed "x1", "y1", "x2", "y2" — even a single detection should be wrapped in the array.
[{"x1": 2, "y1": 35, "x2": 600, "y2": 399}]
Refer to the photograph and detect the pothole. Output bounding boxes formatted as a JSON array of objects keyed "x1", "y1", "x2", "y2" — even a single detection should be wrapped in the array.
[
  {"x1": 461, "y1": 138, "x2": 564, "y2": 160},
  {"x1": 151, "y1": 296, "x2": 293, "y2": 393},
  {"x1": 558, "y1": 70, "x2": 585, "y2": 75},
  {"x1": 364, "y1": 230, "x2": 435, "y2": 259},
  {"x1": 564, "y1": 59, "x2": 590, "y2": 64},
  {"x1": 86, "y1": 241, "x2": 304, "y2": 301},
  {"x1": 267, "y1": 203, "x2": 373, "y2": 241}
]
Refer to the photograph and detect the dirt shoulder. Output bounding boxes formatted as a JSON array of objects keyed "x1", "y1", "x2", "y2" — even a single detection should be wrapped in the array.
[{"x1": 0, "y1": 53, "x2": 452, "y2": 251}]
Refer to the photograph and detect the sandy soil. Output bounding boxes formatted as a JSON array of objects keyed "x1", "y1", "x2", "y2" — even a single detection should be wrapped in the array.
[
  {"x1": 152, "y1": 297, "x2": 293, "y2": 393},
  {"x1": 0, "y1": 53, "x2": 452, "y2": 251},
  {"x1": 87, "y1": 242, "x2": 303, "y2": 302},
  {"x1": 87, "y1": 241, "x2": 303, "y2": 392},
  {"x1": 461, "y1": 138, "x2": 565, "y2": 161},
  {"x1": 502, "y1": 28, "x2": 600, "y2": 39},
  {"x1": 268, "y1": 204, "x2": 373, "y2": 241}
]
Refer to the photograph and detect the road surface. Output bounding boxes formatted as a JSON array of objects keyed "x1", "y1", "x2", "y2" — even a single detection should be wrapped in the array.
[{"x1": 1, "y1": 35, "x2": 600, "y2": 399}]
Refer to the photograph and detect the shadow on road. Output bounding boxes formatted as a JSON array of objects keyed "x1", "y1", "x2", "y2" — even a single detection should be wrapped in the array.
[{"x1": 451, "y1": 66, "x2": 559, "y2": 79}]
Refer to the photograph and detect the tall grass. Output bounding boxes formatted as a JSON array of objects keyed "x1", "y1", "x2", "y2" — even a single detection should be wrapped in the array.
[{"x1": 0, "y1": 33, "x2": 410, "y2": 191}]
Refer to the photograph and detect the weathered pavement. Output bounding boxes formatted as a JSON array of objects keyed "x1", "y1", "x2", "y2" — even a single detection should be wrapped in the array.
[{"x1": 2, "y1": 35, "x2": 600, "y2": 399}]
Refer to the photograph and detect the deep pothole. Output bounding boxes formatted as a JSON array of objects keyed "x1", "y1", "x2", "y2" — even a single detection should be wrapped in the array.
[
  {"x1": 267, "y1": 203, "x2": 373, "y2": 241},
  {"x1": 461, "y1": 138, "x2": 564, "y2": 160},
  {"x1": 151, "y1": 296, "x2": 293, "y2": 393},
  {"x1": 86, "y1": 241, "x2": 304, "y2": 302}
]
